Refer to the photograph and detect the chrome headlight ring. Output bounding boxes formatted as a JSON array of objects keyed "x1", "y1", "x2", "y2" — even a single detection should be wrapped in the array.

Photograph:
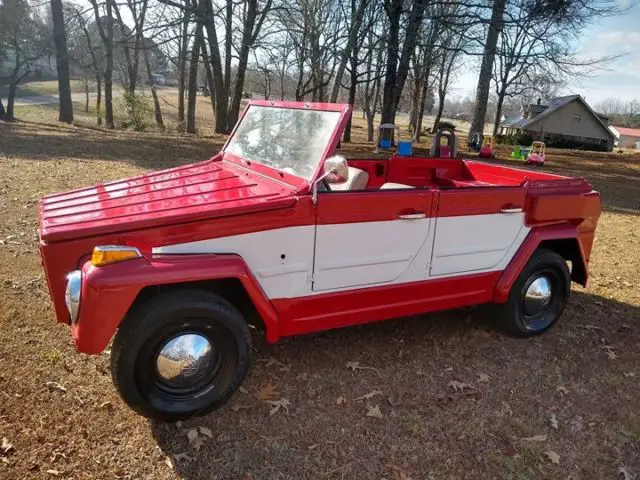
[{"x1": 65, "y1": 270, "x2": 82, "y2": 324}]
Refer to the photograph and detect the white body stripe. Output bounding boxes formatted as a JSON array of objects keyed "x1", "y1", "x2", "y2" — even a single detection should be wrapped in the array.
[{"x1": 153, "y1": 214, "x2": 530, "y2": 299}]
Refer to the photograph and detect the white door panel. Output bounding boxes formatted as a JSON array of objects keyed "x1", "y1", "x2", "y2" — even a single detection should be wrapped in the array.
[
  {"x1": 430, "y1": 213, "x2": 529, "y2": 276},
  {"x1": 313, "y1": 219, "x2": 431, "y2": 291}
]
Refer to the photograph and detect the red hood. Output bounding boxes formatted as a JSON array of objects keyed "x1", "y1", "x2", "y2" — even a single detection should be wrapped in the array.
[{"x1": 39, "y1": 157, "x2": 297, "y2": 243}]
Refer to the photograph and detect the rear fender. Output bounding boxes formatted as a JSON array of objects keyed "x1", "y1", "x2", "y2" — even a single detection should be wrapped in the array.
[
  {"x1": 493, "y1": 226, "x2": 588, "y2": 303},
  {"x1": 74, "y1": 254, "x2": 279, "y2": 354}
]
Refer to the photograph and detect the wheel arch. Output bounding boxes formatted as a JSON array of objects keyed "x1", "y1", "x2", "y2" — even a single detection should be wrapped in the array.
[
  {"x1": 74, "y1": 254, "x2": 280, "y2": 354},
  {"x1": 494, "y1": 226, "x2": 588, "y2": 303}
]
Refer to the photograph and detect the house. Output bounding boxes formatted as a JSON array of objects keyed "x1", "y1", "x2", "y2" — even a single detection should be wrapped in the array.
[
  {"x1": 609, "y1": 126, "x2": 640, "y2": 149},
  {"x1": 499, "y1": 95, "x2": 616, "y2": 152}
]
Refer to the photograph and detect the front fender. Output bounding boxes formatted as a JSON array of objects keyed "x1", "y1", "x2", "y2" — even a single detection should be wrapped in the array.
[{"x1": 73, "y1": 254, "x2": 280, "y2": 354}]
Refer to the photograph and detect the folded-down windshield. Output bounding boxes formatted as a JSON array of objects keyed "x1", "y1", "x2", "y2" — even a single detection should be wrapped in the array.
[{"x1": 225, "y1": 105, "x2": 341, "y2": 180}]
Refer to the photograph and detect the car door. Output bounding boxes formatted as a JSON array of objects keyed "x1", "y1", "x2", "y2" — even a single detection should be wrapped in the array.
[
  {"x1": 429, "y1": 187, "x2": 529, "y2": 277},
  {"x1": 312, "y1": 189, "x2": 435, "y2": 292}
]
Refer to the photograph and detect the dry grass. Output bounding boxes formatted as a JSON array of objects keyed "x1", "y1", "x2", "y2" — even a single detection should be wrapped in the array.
[{"x1": 0, "y1": 99, "x2": 639, "y2": 480}]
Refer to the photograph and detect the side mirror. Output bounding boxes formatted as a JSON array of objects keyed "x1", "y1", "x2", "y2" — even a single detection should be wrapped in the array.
[{"x1": 323, "y1": 155, "x2": 349, "y2": 185}]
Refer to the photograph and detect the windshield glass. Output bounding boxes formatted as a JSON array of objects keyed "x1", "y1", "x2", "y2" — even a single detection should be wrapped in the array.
[{"x1": 225, "y1": 105, "x2": 342, "y2": 180}]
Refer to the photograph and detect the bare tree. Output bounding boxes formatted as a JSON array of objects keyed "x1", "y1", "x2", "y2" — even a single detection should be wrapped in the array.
[
  {"x1": 89, "y1": 0, "x2": 115, "y2": 128},
  {"x1": 51, "y1": 0, "x2": 73, "y2": 123}
]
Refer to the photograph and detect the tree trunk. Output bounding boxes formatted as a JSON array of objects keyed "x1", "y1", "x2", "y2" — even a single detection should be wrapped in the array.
[
  {"x1": 0, "y1": 97, "x2": 6, "y2": 120},
  {"x1": 51, "y1": 0, "x2": 74, "y2": 123},
  {"x1": 96, "y1": 75, "x2": 102, "y2": 126},
  {"x1": 144, "y1": 48, "x2": 164, "y2": 131},
  {"x1": 343, "y1": 54, "x2": 358, "y2": 143},
  {"x1": 104, "y1": 0, "x2": 115, "y2": 129},
  {"x1": 414, "y1": 66, "x2": 431, "y2": 142},
  {"x1": 330, "y1": 0, "x2": 368, "y2": 103},
  {"x1": 177, "y1": 9, "x2": 189, "y2": 126},
  {"x1": 226, "y1": 1, "x2": 255, "y2": 132},
  {"x1": 380, "y1": 0, "x2": 401, "y2": 125},
  {"x1": 468, "y1": 0, "x2": 506, "y2": 138},
  {"x1": 186, "y1": 23, "x2": 202, "y2": 134},
  {"x1": 84, "y1": 77, "x2": 90, "y2": 112},
  {"x1": 493, "y1": 89, "x2": 506, "y2": 138},
  {"x1": 198, "y1": 37, "x2": 216, "y2": 118},
  {"x1": 7, "y1": 80, "x2": 18, "y2": 120},
  {"x1": 203, "y1": 0, "x2": 229, "y2": 134},
  {"x1": 433, "y1": 93, "x2": 446, "y2": 132}
]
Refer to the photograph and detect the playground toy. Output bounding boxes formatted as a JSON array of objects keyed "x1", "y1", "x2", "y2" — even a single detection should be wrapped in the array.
[
  {"x1": 478, "y1": 136, "x2": 496, "y2": 159},
  {"x1": 468, "y1": 132, "x2": 482, "y2": 152},
  {"x1": 510, "y1": 145, "x2": 532, "y2": 161},
  {"x1": 375, "y1": 123, "x2": 399, "y2": 152},
  {"x1": 526, "y1": 141, "x2": 546, "y2": 165},
  {"x1": 375, "y1": 123, "x2": 414, "y2": 156},
  {"x1": 431, "y1": 126, "x2": 458, "y2": 158}
]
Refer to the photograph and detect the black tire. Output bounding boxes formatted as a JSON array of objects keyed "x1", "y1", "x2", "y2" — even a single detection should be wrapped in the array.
[
  {"x1": 495, "y1": 249, "x2": 570, "y2": 337},
  {"x1": 110, "y1": 289, "x2": 252, "y2": 421}
]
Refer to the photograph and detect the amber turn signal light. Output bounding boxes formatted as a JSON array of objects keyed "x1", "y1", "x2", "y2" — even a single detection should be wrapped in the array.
[{"x1": 91, "y1": 245, "x2": 142, "y2": 267}]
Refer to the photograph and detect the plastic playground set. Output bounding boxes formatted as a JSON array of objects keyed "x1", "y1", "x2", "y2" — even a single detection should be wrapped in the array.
[{"x1": 376, "y1": 124, "x2": 547, "y2": 166}]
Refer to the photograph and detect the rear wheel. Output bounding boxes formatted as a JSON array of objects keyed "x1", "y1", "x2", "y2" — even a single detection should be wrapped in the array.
[
  {"x1": 495, "y1": 249, "x2": 570, "y2": 337},
  {"x1": 110, "y1": 289, "x2": 251, "y2": 421}
]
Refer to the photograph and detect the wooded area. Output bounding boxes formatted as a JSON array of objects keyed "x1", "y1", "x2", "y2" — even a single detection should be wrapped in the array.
[{"x1": 0, "y1": 0, "x2": 635, "y2": 135}]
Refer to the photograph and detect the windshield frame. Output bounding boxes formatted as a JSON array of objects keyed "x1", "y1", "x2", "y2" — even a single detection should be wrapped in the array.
[{"x1": 222, "y1": 100, "x2": 351, "y2": 193}]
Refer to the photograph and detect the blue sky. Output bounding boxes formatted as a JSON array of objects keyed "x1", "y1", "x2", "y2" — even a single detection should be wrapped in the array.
[{"x1": 454, "y1": 1, "x2": 640, "y2": 105}]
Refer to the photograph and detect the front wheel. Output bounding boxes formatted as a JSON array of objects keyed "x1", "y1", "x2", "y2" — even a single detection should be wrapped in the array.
[
  {"x1": 110, "y1": 289, "x2": 252, "y2": 421},
  {"x1": 495, "y1": 249, "x2": 570, "y2": 337}
]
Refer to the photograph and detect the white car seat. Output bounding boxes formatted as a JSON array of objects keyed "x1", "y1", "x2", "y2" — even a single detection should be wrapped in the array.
[
  {"x1": 331, "y1": 167, "x2": 369, "y2": 191},
  {"x1": 380, "y1": 182, "x2": 415, "y2": 189}
]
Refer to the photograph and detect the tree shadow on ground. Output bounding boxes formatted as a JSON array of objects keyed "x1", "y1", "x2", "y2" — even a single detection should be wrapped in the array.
[
  {"x1": 149, "y1": 289, "x2": 640, "y2": 480},
  {"x1": 1, "y1": 119, "x2": 638, "y2": 214}
]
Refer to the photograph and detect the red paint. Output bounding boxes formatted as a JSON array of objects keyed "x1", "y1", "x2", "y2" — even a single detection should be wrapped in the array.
[
  {"x1": 274, "y1": 271, "x2": 502, "y2": 337},
  {"x1": 73, "y1": 254, "x2": 279, "y2": 354},
  {"x1": 493, "y1": 225, "x2": 591, "y2": 303},
  {"x1": 38, "y1": 101, "x2": 602, "y2": 356}
]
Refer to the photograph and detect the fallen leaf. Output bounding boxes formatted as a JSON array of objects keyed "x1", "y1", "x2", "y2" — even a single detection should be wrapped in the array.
[
  {"x1": 522, "y1": 434, "x2": 548, "y2": 442},
  {"x1": 258, "y1": 357, "x2": 291, "y2": 372},
  {"x1": 477, "y1": 373, "x2": 490, "y2": 383},
  {"x1": 98, "y1": 401, "x2": 111, "y2": 409},
  {"x1": 346, "y1": 361, "x2": 380, "y2": 374},
  {"x1": 46, "y1": 470, "x2": 61, "y2": 476},
  {"x1": 45, "y1": 382, "x2": 67, "y2": 393},
  {"x1": 550, "y1": 413, "x2": 559, "y2": 430},
  {"x1": 545, "y1": 450, "x2": 560, "y2": 464},
  {"x1": 448, "y1": 380, "x2": 476, "y2": 392},
  {"x1": 557, "y1": 385, "x2": 569, "y2": 395},
  {"x1": 354, "y1": 390, "x2": 382, "y2": 401},
  {"x1": 164, "y1": 457, "x2": 174, "y2": 469},
  {"x1": 257, "y1": 383, "x2": 280, "y2": 401},
  {"x1": 336, "y1": 396, "x2": 346, "y2": 405},
  {"x1": 365, "y1": 404, "x2": 383, "y2": 419},
  {"x1": 231, "y1": 404, "x2": 251, "y2": 412},
  {"x1": 239, "y1": 386, "x2": 249, "y2": 394},
  {"x1": 198, "y1": 426, "x2": 213, "y2": 438},
  {"x1": 624, "y1": 372, "x2": 636, "y2": 378},
  {"x1": 618, "y1": 466, "x2": 635, "y2": 480},
  {"x1": 172, "y1": 452, "x2": 194, "y2": 463},
  {"x1": 1, "y1": 438, "x2": 14, "y2": 454},
  {"x1": 267, "y1": 398, "x2": 290, "y2": 416},
  {"x1": 603, "y1": 345, "x2": 618, "y2": 360},
  {"x1": 186, "y1": 428, "x2": 199, "y2": 444}
]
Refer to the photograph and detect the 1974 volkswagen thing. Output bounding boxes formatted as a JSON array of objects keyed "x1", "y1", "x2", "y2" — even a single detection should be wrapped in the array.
[{"x1": 38, "y1": 101, "x2": 601, "y2": 420}]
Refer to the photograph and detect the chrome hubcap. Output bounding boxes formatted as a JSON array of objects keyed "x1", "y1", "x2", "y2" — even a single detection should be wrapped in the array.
[
  {"x1": 156, "y1": 334, "x2": 214, "y2": 389},
  {"x1": 523, "y1": 276, "x2": 552, "y2": 316}
]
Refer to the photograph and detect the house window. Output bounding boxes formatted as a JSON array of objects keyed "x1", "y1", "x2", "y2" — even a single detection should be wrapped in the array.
[{"x1": 573, "y1": 113, "x2": 581, "y2": 123}]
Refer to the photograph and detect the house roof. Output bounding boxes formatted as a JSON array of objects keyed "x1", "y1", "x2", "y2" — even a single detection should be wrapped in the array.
[
  {"x1": 612, "y1": 126, "x2": 640, "y2": 138},
  {"x1": 500, "y1": 95, "x2": 615, "y2": 141}
]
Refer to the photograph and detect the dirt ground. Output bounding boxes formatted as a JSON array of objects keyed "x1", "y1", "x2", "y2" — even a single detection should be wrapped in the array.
[{"x1": 1, "y1": 101, "x2": 639, "y2": 480}]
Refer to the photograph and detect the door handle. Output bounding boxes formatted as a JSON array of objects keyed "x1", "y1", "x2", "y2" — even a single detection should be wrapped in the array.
[
  {"x1": 398, "y1": 212, "x2": 426, "y2": 219},
  {"x1": 500, "y1": 207, "x2": 523, "y2": 214}
]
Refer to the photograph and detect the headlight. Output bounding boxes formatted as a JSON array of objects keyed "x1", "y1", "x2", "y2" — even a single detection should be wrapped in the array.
[
  {"x1": 65, "y1": 270, "x2": 82, "y2": 324},
  {"x1": 91, "y1": 245, "x2": 142, "y2": 267}
]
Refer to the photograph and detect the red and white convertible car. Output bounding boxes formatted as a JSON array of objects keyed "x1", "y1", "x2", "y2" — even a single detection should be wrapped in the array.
[{"x1": 39, "y1": 101, "x2": 601, "y2": 420}]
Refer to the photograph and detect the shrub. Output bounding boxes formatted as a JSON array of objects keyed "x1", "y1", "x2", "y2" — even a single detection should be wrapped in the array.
[
  {"x1": 500, "y1": 132, "x2": 533, "y2": 146},
  {"x1": 115, "y1": 91, "x2": 153, "y2": 131},
  {"x1": 437, "y1": 121, "x2": 456, "y2": 131}
]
